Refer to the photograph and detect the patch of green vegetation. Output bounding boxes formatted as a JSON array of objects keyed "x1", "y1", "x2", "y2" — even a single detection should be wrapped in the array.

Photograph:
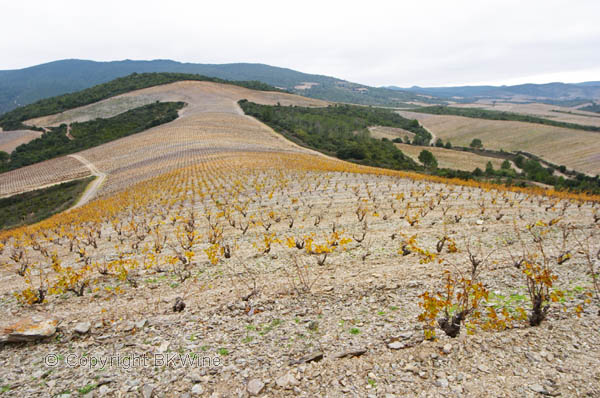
[
  {"x1": 3, "y1": 101, "x2": 184, "y2": 171},
  {"x1": 579, "y1": 103, "x2": 600, "y2": 114},
  {"x1": 0, "y1": 177, "x2": 94, "y2": 229},
  {"x1": 349, "y1": 327, "x2": 360, "y2": 335},
  {"x1": 239, "y1": 101, "x2": 427, "y2": 170},
  {"x1": 217, "y1": 348, "x2": 229, "y2": 356},
  {"x1": 258, "y1": 318, "x2": 283, "y2": 336},
  {"x1": 78, "y1": 384, "x2": 97, "y2": 395},
  {"x1": 412, "y1": 105, "x2": 600, "y2": 132},
  {"x1": 0, "y1": 72, "x2": 284, "y2": 131}
]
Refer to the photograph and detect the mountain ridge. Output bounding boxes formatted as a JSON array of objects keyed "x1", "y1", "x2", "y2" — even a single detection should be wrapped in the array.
[
  {"x1": 0, "y1": 59, "x2": 429, "y2": 115},
  {"x1": 387, "y1": 81, "x2": 600, "y2": 102}
]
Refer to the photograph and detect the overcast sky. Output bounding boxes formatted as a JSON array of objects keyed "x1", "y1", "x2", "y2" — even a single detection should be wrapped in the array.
[{"x1": 2, "y1": 0, "x2": 599, "y2": 87}]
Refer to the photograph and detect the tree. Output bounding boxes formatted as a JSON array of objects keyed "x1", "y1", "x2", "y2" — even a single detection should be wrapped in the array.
[
  {"x1": 0, "y1": 151, "x2": 8, "y2": 172},
  {"x1": 501, "y1": 159, "x2": 511, "y2": 170},
  {"x1": 470, "y1": 138, "x2": 483, "y2": 149},
  {"x1": 435, "y1": 138, "x2": 444, "y2": 147},
  {"x1": 514, "y1": 155, "x2": 525, "y2": 169},
  {"x1": 337, "y1": 142, "x2": 366, "y2": 160},
  {"x1": 485, "y1": 161, "x2": 494, "y2": 175},
  {"x1": 418, "y1": 150, "x2": 438, "y2": 169},
  {"x1": 444, "y1": 141, "x2": 452, "y2": 149}
]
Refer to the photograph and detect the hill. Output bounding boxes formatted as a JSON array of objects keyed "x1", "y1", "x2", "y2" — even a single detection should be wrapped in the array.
[
  {"x1": 0, "y1": 70, "x2": 599, "y2": 398},
  {"x1": 0, "y1": 59, "x2": 432, "y2": 114},
  {"x1": 390, "y1": 81, "x2": 600, "y2": 103}
]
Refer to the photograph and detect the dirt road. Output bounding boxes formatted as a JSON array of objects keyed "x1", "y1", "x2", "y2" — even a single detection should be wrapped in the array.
[{"x1": 68, "y1": 154, "x2": 106, "y2": 208}]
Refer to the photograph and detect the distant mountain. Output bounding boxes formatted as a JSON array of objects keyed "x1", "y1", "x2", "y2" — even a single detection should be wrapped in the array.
[
  {"x1": 386, "y1": 81, "x2": 600, "y2": 103},
  {"x1": 0, "y1": 59, "x2": 434, "y2": 115}
]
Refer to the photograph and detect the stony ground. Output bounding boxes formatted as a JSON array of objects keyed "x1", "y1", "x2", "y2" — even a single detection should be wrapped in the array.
[{"x1": 1, "y1": 165, "x2": 599, "y2": 398}]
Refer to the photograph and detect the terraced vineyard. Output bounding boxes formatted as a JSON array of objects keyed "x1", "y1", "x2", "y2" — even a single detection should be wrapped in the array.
[{"x1": 0, "y1": 82, "x2": 598, "y2": 397}]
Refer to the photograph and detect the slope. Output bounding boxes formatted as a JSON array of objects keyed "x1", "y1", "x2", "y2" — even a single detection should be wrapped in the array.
[{"x1": 0, "y1": 81, "x2": 329, "y2": 198}]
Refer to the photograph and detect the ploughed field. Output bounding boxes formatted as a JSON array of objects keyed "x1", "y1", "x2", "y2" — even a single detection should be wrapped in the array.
[{"x1": 0, "y1": 148, "x2": 599, "y2": 397}]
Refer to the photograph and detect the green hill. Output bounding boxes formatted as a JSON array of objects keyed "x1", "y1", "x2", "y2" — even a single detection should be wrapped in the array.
[{"x1": 0, "y1": 59, "x2": 435, "y2": 116}]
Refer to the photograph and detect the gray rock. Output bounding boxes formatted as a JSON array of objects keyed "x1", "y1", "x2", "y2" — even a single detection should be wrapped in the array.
[
  {"x1": 191, "y1": 384, "x2": 204, "y2": 395},
  {"x1": 529, "y1": 384, "x2": 546, "y2": 394},
  {"x1": 188, "y1": 371, "x2": 203, "y2": 383},
  {"x1": 289, "y1": 351, "x2": 323, "y2": 365},
  {"x1": 443, "y1": 343, "x2": 453, "y2": 354},
  {"x1": 135, "y1": 319, "x2": 147, "y2": 329},
  {"x1": 334, "y1": 347, "x2": 367, "y2": 359},
  {"x1": 388, "y1": 341, "x2": 405, "y2": 350},
  {"x1": 247, "y1": 379, "x2": 265, "y2": 396},
  {"x1": 121, "y1": 322, "x2": 135, "y2": 332},
  {"x1": 276, "y1": 372, "x2": 299, "y2": 389},
  {"x1": 74, "y1": 321, "x2": 91, "y2": 334},
  {"x1": 141, "y1": 384, "x2": 153, "y2": 398},
  {"x1": 436, "y1": 378, "x2": 449, "y2": 388}
]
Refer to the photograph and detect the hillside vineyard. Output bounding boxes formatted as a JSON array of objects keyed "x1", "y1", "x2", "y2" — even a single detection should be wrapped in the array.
[{"x1": 0, "y1": 82, "x2": 598, "y2": 397}]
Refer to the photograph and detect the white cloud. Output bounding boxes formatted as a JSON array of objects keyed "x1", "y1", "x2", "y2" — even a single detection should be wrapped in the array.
[{"x1": 1, "y1": 0, "x2": 599, "y2": 86}]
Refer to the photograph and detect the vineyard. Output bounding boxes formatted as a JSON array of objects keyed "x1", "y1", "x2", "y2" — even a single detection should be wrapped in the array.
[
  {"x1": 397, "y1": 110, "x2": 600, "y2": 176},
  {"x1": 0, "y1": 146, "x2": 599, "y2": 396},
  {"x1": 0, "y1": 81, "x2": 599, "y2": 397},
  {"x1": 0, "y1": 81, "x2": 327, "y2": 198},
  {"x1": 0, "y1": 156, "x2": 91, "y2": 197}
]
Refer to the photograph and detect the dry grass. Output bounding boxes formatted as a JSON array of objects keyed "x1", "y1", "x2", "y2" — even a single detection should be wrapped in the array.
[
  {"x1": 368, "y1": 126, "x2": 415, "y2": 141},
  {"x1": 395, "y1": 143, "x2": 505, "y2": 171},
  {"x1": 398, "y1": 110, "x2": 600, "y2": 175}
]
